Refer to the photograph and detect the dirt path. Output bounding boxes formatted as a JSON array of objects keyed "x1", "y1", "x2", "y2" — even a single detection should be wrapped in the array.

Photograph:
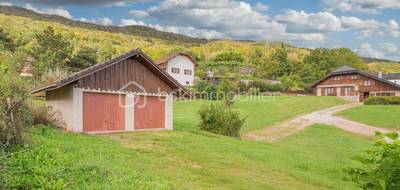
[{"x1": 242, "y1": 103, "x2": 390, "y2": 142}]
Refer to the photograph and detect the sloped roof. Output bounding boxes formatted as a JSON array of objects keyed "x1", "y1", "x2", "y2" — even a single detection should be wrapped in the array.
[
  {"x1": 156, "y1": 52, "x2": 197, "y2": 66},
  {"x1": 31, "y1": 49, "x2": 188, "y2": 95},
  {"x1": 383, "y1": 73, "x2": 400, "y2": 80},
  {"x1": 311, "y1": 65, "x2": 400, "y2": 89},
  {"x1": 331, "y1": 66, "x2": 357, "y2": 73}
]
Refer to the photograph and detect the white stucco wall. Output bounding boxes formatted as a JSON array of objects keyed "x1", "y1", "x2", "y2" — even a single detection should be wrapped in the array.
[
  {"x1": 46, "y1": 86, "x2": 83, "y2": 132},
  {"x1": 46, "y1": 85, "x2": 74, "y2": 131},
  {"x1": 165, "y1": 95, "x2": 173, "y2": 130},
  {"x1": 165, "y1": 55, "x2": 195, "y2": 86}
]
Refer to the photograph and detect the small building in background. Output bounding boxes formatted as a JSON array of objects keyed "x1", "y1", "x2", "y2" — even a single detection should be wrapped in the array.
[
  {"x1": 156, "y1": 52, "x2": 196, "y2": 87},
  {"x1": 20, "y1": 56, "x2": 36, "y2": 77},
  {"x1": 311, "y1": 66, "x2": 400, "y2": 102}
]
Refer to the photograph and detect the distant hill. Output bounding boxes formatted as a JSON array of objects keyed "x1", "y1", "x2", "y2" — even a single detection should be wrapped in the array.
[
  {"x1": 0, "y1": 5, "x2": 209, "y2": 44},
  {"x1": 361, "y1": 56, "x2": 399, "y2": 64}
]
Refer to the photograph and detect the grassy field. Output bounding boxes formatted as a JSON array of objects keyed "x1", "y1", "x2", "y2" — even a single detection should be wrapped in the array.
[
  {"x1": 2, "y1": 96, "x2": 371, "y2": 189},
  {"x1": 174, "y1": 96, "x2": 347, "y2": 131},
  {"x1": 337, "y1": 105, "x2": 400, "y2": 129},
  {"x1": 2, "y1": 124, "x2": 371, "y2": 190}
]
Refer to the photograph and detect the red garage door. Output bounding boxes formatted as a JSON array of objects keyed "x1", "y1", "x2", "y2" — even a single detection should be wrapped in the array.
[
  {"x1": 134, "y1": 96, "x2": 165, "y2": 129},
  {"x1": 83, "y1": 92, "x2": 125, "y2": 132}
]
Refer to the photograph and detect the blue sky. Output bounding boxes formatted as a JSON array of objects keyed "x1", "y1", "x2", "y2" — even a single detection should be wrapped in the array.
[{"x1": 1, "y1": 0, "x2": 400, "y2": 61}]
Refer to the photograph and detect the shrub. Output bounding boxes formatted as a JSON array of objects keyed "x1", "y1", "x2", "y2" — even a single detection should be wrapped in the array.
[
  {"x1": 349, "y1": 132, "x2": 400, "y2": 190},
  {"x1": 0, "y1": 51, "x2": 32, "y2": 150},
  {"x1": 248, "y1": 79, "x2": 283, "y2": 93},
  {"x1": 29, "y1": 104, "x2": 64, "y2": 127},
  {"x1": 364, "y1": 96, "x2": 400, "y2": 105},
  {"x1": 198, "y1": 103, "x2": 246, "y2": 137},
  {"x1": 204, "y1": 85, "x2": 220, "y2": 100}
]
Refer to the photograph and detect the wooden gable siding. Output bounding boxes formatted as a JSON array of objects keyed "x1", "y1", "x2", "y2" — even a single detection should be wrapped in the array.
[
  {"x1": 317, "y1": 73, "x2": 399, "y2": 92},
  {"x1": 77, "y1": 58, "x2": 173, "y2": 93}
]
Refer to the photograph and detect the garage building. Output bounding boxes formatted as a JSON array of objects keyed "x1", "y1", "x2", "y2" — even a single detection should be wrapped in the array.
[{"x1": 31, "y1": 49, "x2": 186, "y2": 133}]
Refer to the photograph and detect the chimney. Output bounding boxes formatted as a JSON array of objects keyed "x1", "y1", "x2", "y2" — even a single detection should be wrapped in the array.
[{"x1": 378, "y1": 71, "x2": 382, "y2": 78}]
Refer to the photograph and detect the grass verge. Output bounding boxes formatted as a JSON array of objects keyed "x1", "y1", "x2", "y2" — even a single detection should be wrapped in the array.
[{"x1": 336, "y1": 105, "x2": 400, "y2": 129}]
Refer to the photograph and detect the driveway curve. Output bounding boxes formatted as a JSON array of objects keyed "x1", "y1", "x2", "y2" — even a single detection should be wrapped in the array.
[{"x1": 242, "y1": 103, "x2": 390, "y2": 142}]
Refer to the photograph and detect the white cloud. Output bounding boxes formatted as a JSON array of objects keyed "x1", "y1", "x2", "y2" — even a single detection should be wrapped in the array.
[
  {"x1": 340, "y1": 16, "x2": 384, "y2": 30},
  {"x1": 25, "y1": 4, "x2": 73, "y2": 19},
  {"x1": 276, "y1": 10, "x2": 342, "y2": 33},
  {"x1": 356, "y1": 43, "x2": 400, "y2": 61},
  {"x1": 120, "y1": 19, "x2": 226, "y2": 39},
  {"x1": 120, "y1": 19, "x2": 146, "y2": 26},
  {"x1": 388, "y1": 20, "x2": 400, "y2": 37},
  {"x1": 79, "y1": 17, "x2": 113, "y2": 25},
  {"x1": 254, "y1": 2, "x2": 269, "y2": 12},
  {"x1": 322, "y1": 0, "x2": 400, "y2": 14},
  {"x1": 356, "y1": 43, "x2": 385, "y2": 58},
  {"x1": 0, "y1": 2, "x2": 12, "y2": 6},
  {"x1": 127, "y1": 0, "x2": 325, "y2": 43},
  {"x1": 128, "y1": 10, "x2": 149, "y2": 17}
]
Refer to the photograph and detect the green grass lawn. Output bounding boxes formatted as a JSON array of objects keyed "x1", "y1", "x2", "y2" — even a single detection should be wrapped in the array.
[
  {"x1": 2, "y1": 124, "x2": 371, "y2": 190},
  {"x1": 174, "y1": 96, "x2": 347, "y2": 131},
  {"x1": 2, "y1": 96, "x2": 367, "y2": 190},
  {"x1": 337, "y1": 105, "x2": 400, "y2": 129}
]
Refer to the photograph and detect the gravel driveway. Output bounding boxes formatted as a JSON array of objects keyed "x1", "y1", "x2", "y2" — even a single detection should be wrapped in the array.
[{"x1": 243, "y1": 103, "x2": 391, "y2": 142}]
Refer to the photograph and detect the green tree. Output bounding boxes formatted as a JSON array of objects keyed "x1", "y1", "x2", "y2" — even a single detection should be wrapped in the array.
[
  {"x1": 350, "y1": 133, "x2": 400, "y2": 190},
  {"x1": 31, "y1": 26, "x2": 73, "y2": 76},
  {"x1": 194, "y1": 80, "x2": 208, "y2": 93},
  {"x1": 272, "y1": 44, "x2": 293, "y2": 77},
  {"x1": 0, "y1": 27, "x2": 15, "y2": 52},
  {"x1": 280, "y1": 74, "x2": 303, "y2": 91},
  {"x1": 302, "y1": 48, "x2": 366, "y2": 83},
  {"x1": 213, "y1": 51, "x2": 244, "y2": 63},
  {"x1": 68, "y1": 47, "x2": 98, "y2": 72}
]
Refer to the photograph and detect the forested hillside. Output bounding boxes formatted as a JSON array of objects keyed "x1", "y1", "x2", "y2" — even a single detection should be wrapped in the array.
[
  {"x1": 0, "y1": 5, "x2": 399, "y2": 91},
  {"x1": 0, "y1": 5, "x2": 208, "y2": 44}
]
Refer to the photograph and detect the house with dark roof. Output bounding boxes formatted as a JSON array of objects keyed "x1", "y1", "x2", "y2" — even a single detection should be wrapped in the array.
[
  {"x1": 156, "y1": 52, "x2": 196, "y2": 87},
  {"x1": 31, "y1": 49, "x2": 187, "y2": 133},
  {"x1": 311, "y1": 66, "x2": 400, "y2": 102}
]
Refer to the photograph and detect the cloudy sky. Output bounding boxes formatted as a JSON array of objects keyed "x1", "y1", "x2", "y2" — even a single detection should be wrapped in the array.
[{"x1": 1, "y1": 0, "x2": 400, "y2": 61}]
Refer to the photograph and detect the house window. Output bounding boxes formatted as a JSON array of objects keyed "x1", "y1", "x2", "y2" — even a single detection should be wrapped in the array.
[
  {"x1": 171, "y1": 67, "x2": 180, "y2": 74},
  {"x1": 376, "y1": 92, "x2": 395, "y2": 96},
  {"x1": 364, "y1": 80, "x2": 371, "y2": 86},
  {"x1": 325, "y1": 87, "x2": 336, "y2": 96},
  {"x1": 184, "y1": 69, "x2": 192, "y2": 75},
  {"x1": 350, "y1": 74, "x2": 358, "y2": 79},
  {"x1": 186, "y1": 81, "x2": 189, "y2": 85},
  {"x1": 344, "y1": 86, "x2": 354, "y2": 95},
  {"x1": 333, "y1": 76, "x2": 341, "y2": 81}
]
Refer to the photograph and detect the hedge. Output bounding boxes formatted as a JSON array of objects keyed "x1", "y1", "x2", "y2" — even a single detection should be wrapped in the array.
[{"x1": 364, "y1": 96, "x2": 400, "y2": 105}]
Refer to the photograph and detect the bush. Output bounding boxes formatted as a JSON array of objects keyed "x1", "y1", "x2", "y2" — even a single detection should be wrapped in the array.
[
  {"x1": 349, "y1": 132, "x2": 400, "y2": 190},
  {"x1": 248, "y1": 80, "x2": 283, "y2": 93},
  {"x1": 198, "y1": 103, "x2": 246, "y2": 137},
  {"x1": 364, "y1": 96, "x2": 400, "y2": 105},
  {"x1": 29, "y1": 104, "x2": 64, "y2": 127},
  {"x1": 0, "y1": 51, "x2": 32, "y2": 150},
  {"x1": 204, "y1": 85, "x2": 220, "y2": 100}
]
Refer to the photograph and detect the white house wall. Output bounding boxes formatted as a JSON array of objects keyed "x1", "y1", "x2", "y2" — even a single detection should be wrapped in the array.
[
  {"x1": 46, "y1": 85, "x2": 75, "y2": 131},
  {"x1": 166, "y1": 55, "x2": 195, "y2": 86}
]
